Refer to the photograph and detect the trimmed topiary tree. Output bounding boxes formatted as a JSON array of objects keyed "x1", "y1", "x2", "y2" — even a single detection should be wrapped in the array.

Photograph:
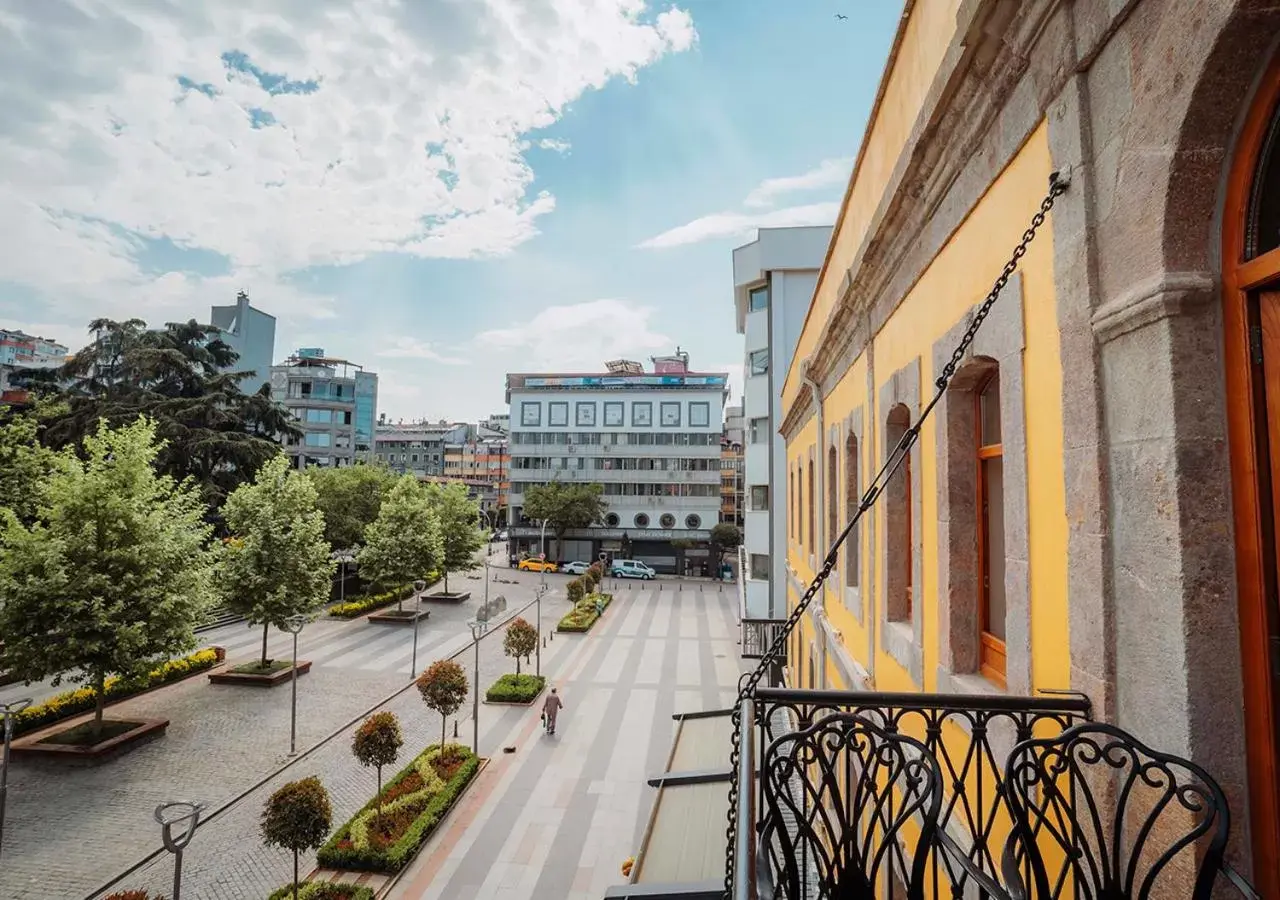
[
  {"x1": 567, "y1": 578, "x2": 585, "y2": 605},
  {"x1": 416, "y1": 659, "x2": 468, "y2": 751},
  {"x1": 503, "y1": 617, "x2": 538, "y2": 675},
  {"x1": 261, "y1": 776, "x2": 332, "y2": 900},
  {"x1": 351, "y1": 712, "x2": 403, "y2": 830}
]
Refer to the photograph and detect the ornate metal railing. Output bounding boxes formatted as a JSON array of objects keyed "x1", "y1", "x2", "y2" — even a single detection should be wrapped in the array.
[
  {"x1": 741, "y1": 618, "x2": 787, "y2": 659},
  {"x1": 740, "y1": 688, "x2": 1091, "y2": 899}
]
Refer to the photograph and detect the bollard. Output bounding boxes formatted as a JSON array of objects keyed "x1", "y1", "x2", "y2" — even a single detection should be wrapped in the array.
[{"x1": 453, "y1": 720, "x2": 458, "y2": 738}]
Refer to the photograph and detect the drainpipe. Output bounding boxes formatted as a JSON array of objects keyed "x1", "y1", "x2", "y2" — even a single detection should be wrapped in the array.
[{"x1": 802, "y1": 362, "x2": 828, "y2": 688}]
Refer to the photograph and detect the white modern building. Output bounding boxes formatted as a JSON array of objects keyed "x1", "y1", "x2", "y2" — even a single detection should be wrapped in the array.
[
  {"x1": 732, "y1": 225, "x2": 832, "y2": 617},
  {"x1": 506, "y1": 352, "x2": 729, "y2": 575}
]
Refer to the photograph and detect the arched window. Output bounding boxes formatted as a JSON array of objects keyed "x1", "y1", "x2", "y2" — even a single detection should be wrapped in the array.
[
  {"x1": 977, "y1": 371, "x2": 1007, "y2": 686},
  {"x1": 806, "y1": 458, "x2": 815, "y2": 556},
  {"x1": 827, "y1": 444, "x2": 838, "y2": 562},
  {"x1": 886, "y1": 404, "x2": 912, "y2": 621},
  {"x1": 845, "y1": 432, "x2": 859, "y2": 587}
]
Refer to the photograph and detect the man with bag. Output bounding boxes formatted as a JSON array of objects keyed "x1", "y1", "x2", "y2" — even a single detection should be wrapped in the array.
[{"x1": 541, "y1": 687, "x2": 563, "y2": 736}]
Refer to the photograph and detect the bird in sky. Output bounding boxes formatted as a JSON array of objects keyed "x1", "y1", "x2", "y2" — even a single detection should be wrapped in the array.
[{"x1": 834, "y1": 13, "x2": 847, "y2": 19}]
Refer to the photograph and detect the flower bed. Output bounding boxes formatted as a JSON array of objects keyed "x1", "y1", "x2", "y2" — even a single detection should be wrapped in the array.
[
  {"x1": 329, "y1": 573, "x2": 439, "y2": 619},
  {"x1": 10, "y1": 648, "x2": 221, "y2": 738},
  {"x1": 230, "y1": 659, "x2": 293, "y2": 675},
  {"x1": 485, "y1": 674, "x2": 546, "y2": 704},
  {"x1": 316, "y1": 743, "x2": 480, "y2": 873},
  {"x1": 267, "y1": 883, "x2": 375, "y2": 900},
  {"x1": 557, "y1": 593, "x2": 613, "y2": 633}
]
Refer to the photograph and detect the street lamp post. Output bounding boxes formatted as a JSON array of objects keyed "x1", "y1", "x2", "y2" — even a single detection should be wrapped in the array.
[
  {"x1": 155, "y1": 800, "x2": 203, "y2": 900},
  {"x1": 468, "y1": 620, "x2": 483, "y2": 755},
  {"x1": 334, "y1": 552, "x2": 356, "y2": 605},
  {"x1": 0, "y1": 698, "x2": 32, "y2": 861},
  {"x1": 282, "y1": 615, "x2": 306, "y2": 756},
  {"x1": 535, "y1": 582, "x2": 545, "y2": 677},
  {"x1": 409, "y1": 578, "x2": 427, "y2": 679},
  {"x1": 539, "y1": 518, "x2": 549, "y2": 591},
  {"x1": 484, "y1": 556, "x2": 490, "y2": 610}
]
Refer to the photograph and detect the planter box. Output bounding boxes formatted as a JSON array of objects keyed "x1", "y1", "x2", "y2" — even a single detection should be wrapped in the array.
[
  {"x1": 11, "y1": 717, "x2": 169, "y2": 765},
  {"x1": 367, "y1": 609, "x2": 432, "y2": 625},
  {"x1": 483, "y1": 674, "x2": 546, "y2": 706},
  {"x1": 209, "y1": 660, "x2": 312, "y2": 686},
  {"x1": 424, "y1": 591, "x2": 471, "y2": 604}
]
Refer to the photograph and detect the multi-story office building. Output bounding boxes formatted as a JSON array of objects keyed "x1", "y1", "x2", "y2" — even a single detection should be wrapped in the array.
[
  {"x1": 211, "y1": 291, "x2": 276, "y2": 394},
  {"x1": 269, "y1": 349, "x2": 378, "y2": 468},
  {"x1": 732, "y1": 226, "x2": 831, "y2": 616},
  {"x1": 443, "y1": 434, "x2": 509, "y2": 516},
  {"x1": 374, "y1": 422, "x2": 468, "y2": 477},
  {"x1": 506, "y1": 352, "x2": 728, "y2": 575},
  {"x1": 721, "y1": 403, "x2": 745, "y2": 528}
]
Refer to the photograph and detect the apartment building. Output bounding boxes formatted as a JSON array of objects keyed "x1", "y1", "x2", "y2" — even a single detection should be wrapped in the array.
[
  {"x1": 210, "y1": 291, "x2": 276, "y2": 394},
  {"x1": 506, "y1": 353, "x2": 728, "y2": 575},
  {"x1": 374, "y1": 422, "x2": 469, "y2": 477},
  {"x1": 269, "y1": 349, "x2": 377, "y2": 468},
  {"x1": 721, "y1": 404, "x2": 744, "y2": 526},
  {"x1": 732, "y1": 226, "x2": 831, "y2": 617},
  {"x1": 0, "y1": 329, "x2": 67, "y2": 407},
  {"x1": 443, "y1": 433, "x2": 509, "y2": 515}
]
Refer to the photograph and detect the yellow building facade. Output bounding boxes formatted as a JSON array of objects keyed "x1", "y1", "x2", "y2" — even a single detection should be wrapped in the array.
[{"x1": 776, "y1": 0, "x2": 1280, "y2": 890}]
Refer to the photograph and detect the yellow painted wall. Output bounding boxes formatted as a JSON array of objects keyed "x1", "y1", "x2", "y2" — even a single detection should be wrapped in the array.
[
  {"x1": 784, "y1": 0, "x2": 962, "y2": 410},
  {"x1": 784, "y1": 122, "x2": 1071, "y2": 698}
]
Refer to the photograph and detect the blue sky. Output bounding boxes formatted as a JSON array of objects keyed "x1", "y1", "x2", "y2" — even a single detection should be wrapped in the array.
[{"x1": 0, "y1": 0, "x2": 902, "y2": 421}]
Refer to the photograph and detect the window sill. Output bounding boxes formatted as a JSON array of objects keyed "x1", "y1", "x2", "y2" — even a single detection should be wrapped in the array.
[
  {"x1": 882, "y1": 620, "x2": 921, "y2": 684},
  {"x1": 843, "y1": 586, "x2": 863, "y2": 621}
]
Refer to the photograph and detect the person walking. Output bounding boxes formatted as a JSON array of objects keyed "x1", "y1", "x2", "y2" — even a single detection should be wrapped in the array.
[{"x1": 542, "y1": 687, "x2": 563, "y2": 736}]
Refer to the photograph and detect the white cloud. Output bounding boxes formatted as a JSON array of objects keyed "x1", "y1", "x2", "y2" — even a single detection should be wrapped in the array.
[
  {"x1": 537, "y1": 138, "x2": 572, "y2": 154},
  {"x1": 638, "y1": 201, "x2": 839, "y2": 249},
  {"x1": 376, "y1": 337, "x2": 467, "y2": 366},
  {"x1": 743, "y1": 157, "x2": 851, "y2": 208},
  {"x1": 638, "y1": 156, "x2": 848, "y2": 249},
  {"x1": 0, "y1": 0, "x2": 696, "y2": 329},
  {"x1": 475, "y1": 298, "x2": 670, "y2": 369}
]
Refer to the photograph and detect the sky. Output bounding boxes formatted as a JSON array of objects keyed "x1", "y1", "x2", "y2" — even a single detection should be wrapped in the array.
[{"x1": 0, "y1": 0, "x2": 903, "y2": 422}]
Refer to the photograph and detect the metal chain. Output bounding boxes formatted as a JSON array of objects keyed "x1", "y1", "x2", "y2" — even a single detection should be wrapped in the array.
[{"x1": 722, "y1": 171, "x2": 1070, "y2": 899}]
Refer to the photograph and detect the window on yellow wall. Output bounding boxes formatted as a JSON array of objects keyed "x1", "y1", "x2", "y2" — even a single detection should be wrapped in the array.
[
  {"x1": 826, "y1": 444, "x2": 838, "y2": 564},
  {"x1": 806, "y1": 459, "x2": 815, "y2": 557},
  {"x1": 886, "y1": 404, "x2": 912, "y2": 622},
  {"x1": 845, "y1": 433, "x2": 860, "y2": 588},
  {"x1": 977, "y1": 371, "x2": 1008, "y2": 687}
]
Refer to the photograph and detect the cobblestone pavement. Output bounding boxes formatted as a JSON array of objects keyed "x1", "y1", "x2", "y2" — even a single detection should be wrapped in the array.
[{"x1": 0, "y1": 553, "x2": 586, "y2": 900}]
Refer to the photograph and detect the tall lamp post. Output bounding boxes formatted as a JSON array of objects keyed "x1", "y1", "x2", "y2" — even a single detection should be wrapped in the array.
[
  {"x1": 333, "y1": 551, "x2": 356, "y2": 605},
  {"x1": 535, "y1": 582, "x2": 546, "y2": 677},
  {"x1": 155, "y1": 800, "x2": 203, "y2": 900},
  {"x1": 539, "y1": 518, "x2": 550, "y2": 591},
  {"x1": 483, "y1": 556, "x2": 490, "y2": 611},
  {"x1": 282, "y1": 614, "x2": 306, "y2": 756},
  {"x1": 0, "y1": 697, "x2": 32, "y2": 862},
  {"x1": 468, "y1": 620, "x2": 483, "y2": 755},
  {"x1": 409, "y1": 578, "x2": 427, "y2": 679}
]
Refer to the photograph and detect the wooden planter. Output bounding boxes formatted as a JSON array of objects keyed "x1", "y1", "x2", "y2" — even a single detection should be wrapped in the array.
[
  {"x1": 367, "y1": 608, "x2": 432, "y2": 625},
  {"x1": 208, "y1": 660, "x2": 312, "y2": 686},
  {"x1": 11, "y1": 717, "x2": 169, "y2": 765}
]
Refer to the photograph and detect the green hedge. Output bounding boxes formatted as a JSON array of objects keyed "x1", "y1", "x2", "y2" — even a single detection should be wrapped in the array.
[
  {"x1": 316, "y1": 743, "x2": 480, "y2": 873},
  {"x1": 11, "y1": 648, "x2": 221, "y2": 738},
  {"x1": 557, "y1": 593, "x2": 613, "y2": 633},
  {"x1": 267, "y1": 883, "x2": 375, "y2": 900},
  {"x1": 329, "y1": 573, "x2": 438, "y2": 619},
  {"x1": 485, "y1": 674, "x2": 546, "y2": 703}
]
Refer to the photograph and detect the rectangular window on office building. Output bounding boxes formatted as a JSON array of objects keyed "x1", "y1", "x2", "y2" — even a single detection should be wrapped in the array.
[
  {"x1": 749, "y1": 553, "x2": 769, "y2": 580},
  {"x1": 632, "y1": 402, "x2": 653, "y2": 426},
  {"x1": 304, "y1": 432, "x2": 331, "y2": 448},
  {"x1": 749, "y1": 349, "x2": 769, "y2": 375},
  {"x1": 749, "y1": 285, "x2": 769, "y2": 312},
  {"x1": 751, "y1": 485, "x2": 769, "y2": 510},
  {"x1": 603, "y1": 402, "x2": 624, "y2": 426},
  {"x1": 750, "y1": 417, "x2": 768, "y2": 443},
  {"x1": 660, "y1": 402, "x2": 681, "y2": 427},
  {"x1": 305, "y1": 408, "x2": 331, "y2": 424},
  {"x1": 521, "y1": 402, "x2": 541, "y2": 426},
  {"x1": 549, "y1": 402, "x2": 569, "y2": 427},
  {"x1": 689, "y1": 402, "x2": 710, "y2": 428},
  {"x1": 576, "y1": 402, "x2": 596, "y2": 427}
]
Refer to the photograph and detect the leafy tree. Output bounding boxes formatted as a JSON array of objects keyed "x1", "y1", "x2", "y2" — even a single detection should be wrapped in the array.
[
  {"x1": 308, "y1": 464, "x2": 399, "y2": 551},
  {"x1": 0, "y1": 418, "x2": 216, "y2": 736},
  {"x1": 261, "y1": 776, "x2": 332, "y2": 900},
  {"x1": 358, "y1": 476, "x2": 442, "y2": 610},
  {"x1": 427, "y1": 482, "x2": 484, "y2": 594},
  {"x1": 522, "y1": 482, "x2": 607, "y2": 561},
  {"x1": 23, "y1": 316, "x2": 301, "y2": 510},
  {"x1": 416, "y1": 659, "x2": 468, "y2": 750},
  {"x1": 709, "y1": 522, "x2": 743, "y2": 573},
  {"x1": 0, "y1": 411, "x2": 56, "y2": 526},
  {"x1": 352, "y1": 712, "x2": 403, "y2": 830},
  {"x1": 219, "y1": 455, "x2": 334, "y2": 667},
  {"x1": 503, "y1": 617, "x2": 538, "y2": 675}
]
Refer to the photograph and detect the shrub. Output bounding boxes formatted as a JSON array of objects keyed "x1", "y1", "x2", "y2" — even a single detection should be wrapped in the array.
[
  {"x1": 416, "y1": 660, "x2": 468, "y2": 750},
  {"x1": 557, "y1": 593, "x2": 613, "y2": 633},
  {"x1": 566, "y1": 578, "x2": 585, "y2": 604},
  {"x1": 502, "y1": 618, "x2": 537, "y2": 675},
  {"x1": 485, "y1": 673, "x2": 546, "y2": 703},
  {"x1": 352, "y1": 712, "x2": 404, "y2": 827},
  {"x1": 10, "y1": 648, "x2": 220, "y2": 738},
  {"x1": 328, "y1": 576, "x2": 436, "y2": 619},
  {"x1": 316, "y1": 744, "x2": 480, "y2": 873},
  {"x1": 267, "y1": 883, "x2": 375, "y2": 900},
  {"x1": 262, "y1": 777, "x2": 332, "y2": 899}
]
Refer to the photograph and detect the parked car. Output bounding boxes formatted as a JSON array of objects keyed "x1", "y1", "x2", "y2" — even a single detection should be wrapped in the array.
[
  {"x1": 610, "y1": 559, "x2": 655, "y2": 580},
  {"x1": 517, "y1": 558, "x2": 558, "y2": 574},
  {"x1": 496, "y1": 530, "x2": 508, "y2": 541},
  {"x1": 560, "y1": 560, "x2": 590, "y2": 575}
]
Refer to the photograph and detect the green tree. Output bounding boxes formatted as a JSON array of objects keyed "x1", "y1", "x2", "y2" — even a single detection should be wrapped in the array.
[
  {"x1": 427, "y1": 482, "x2": 484, "y2": 595},
  {"x1": 0, "y1": 418, "x2": 216, "y2": 736},
  {"x1": 0, "y1": 411, "x2": 56, "y2": 526},
  {"x1": 261, "y1": 776, "x2": 332, "y2": 900},
  {"x1": 23, "y1": 316, "x2": 301, "y2": 510},
  {"x1": 709, "y1": 522, "x2": 743, "y2": 573},
  {"x1": 522, "y1": 482, "x2": 607, "y2": 561},
  {"x1": 357, "y1": 476, "x2": 442, "y2": 610},
  {"x1": 308, "y1": 464, "x2": 399, "y2": 551},
  {"x1": 416, "y1": 659, "x2": 468, "y2": 750},
  {"x1": 503, "y1": 617, "x2": 538, "y2": 675},
  {"x1": 351, "y1": 712, "x2": 403, "y2": 830},
  {"x1": 219, "y1": 455, "x2": 334, "y2": 667}
]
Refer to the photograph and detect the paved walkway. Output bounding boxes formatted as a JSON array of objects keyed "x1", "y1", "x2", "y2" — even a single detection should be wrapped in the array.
[{"x1": 391, "y1": 579, "x2": 745, "y2": 900}]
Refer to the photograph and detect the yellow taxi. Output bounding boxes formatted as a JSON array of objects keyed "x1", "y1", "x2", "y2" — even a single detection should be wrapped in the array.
[{"x1": 517, "y1": 557, "x2": 558, "y2": 574}]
